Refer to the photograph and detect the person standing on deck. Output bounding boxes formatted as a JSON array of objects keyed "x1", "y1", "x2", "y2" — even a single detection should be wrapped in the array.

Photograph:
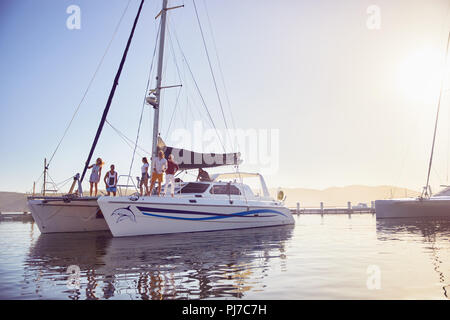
[
  {"x1": 140, "y1": 157, "x2": 150, "y2": 196},
  {"x1": 88, "y1": 158, "x2": 103, "y2": 196},
  {"x1": 164, "y1": 154, "x2": 179, "y2": 197},
  {"x1": 104, "y1": 164, "x2": 118, "y2": 196},
  {"x1": 149, "y1": 150, "x2": 167, "y2": 196}
]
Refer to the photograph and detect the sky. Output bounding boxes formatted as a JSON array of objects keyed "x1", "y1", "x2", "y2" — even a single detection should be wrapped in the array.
[{"x1": 1, "y1": 0, "x2": 450, "y2": 195}]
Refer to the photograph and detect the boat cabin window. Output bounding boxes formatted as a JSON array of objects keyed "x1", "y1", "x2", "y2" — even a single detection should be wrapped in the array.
[
  {"x1": 210, "y1": 184, "x2": 241, "y2": 195},
  {"x1": 179, "y1": 183, "x2": 210, "y2": 194}
]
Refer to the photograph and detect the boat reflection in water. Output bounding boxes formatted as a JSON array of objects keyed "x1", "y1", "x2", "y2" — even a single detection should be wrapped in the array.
[
  {"x1": 376, "y1": 218, "x2": 450, "y2": 299},
  {"x1": 25, "y1": 225, "x2": 294, "y2": 300}
]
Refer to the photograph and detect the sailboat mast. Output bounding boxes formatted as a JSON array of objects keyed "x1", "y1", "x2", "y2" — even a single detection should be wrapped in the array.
[
  {"x1": 78, "y1": 0, "x2": 145, "y2": 188},
  {"x1": 43, "y1": 158, "x2": 47, "y2": 196},
  {"x1": 423, "y1": 31, "x2": 450, "y2": 198},
  {"x1": 151, "y1": 0, "x2": 169, "y2": 163}
]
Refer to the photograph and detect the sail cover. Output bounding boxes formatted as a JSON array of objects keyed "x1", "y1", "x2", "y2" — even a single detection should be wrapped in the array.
[{"x1": 158, "y1": 138, "x2": 241, "y2": 170}]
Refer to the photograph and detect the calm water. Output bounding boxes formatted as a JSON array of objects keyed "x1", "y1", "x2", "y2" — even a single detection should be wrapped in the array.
[{"x1": 0, "y1": 214, "x2": 449, "y2": 300}]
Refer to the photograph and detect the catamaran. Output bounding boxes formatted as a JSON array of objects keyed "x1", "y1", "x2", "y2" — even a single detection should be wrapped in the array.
[
  {"x1": 26, "y1": 0, "x2": 148, "y2": 234},
  {"x1": 28, "y1": 0, "x2": 294, "y2": 234},
  {"x1": 97, "y1": 0, "x2": 294, "y2": 237},
  {"x1": 98, "y1": 173, "x2": 293, "y2": 237}
]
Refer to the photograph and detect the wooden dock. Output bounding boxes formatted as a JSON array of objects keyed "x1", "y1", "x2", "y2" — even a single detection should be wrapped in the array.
[
  {"x1": 290, "y1": 207, "x2": 375, "y2": 215},
  {"x1": 290, "y1": 201, "x2": 375, "y2": 215}
]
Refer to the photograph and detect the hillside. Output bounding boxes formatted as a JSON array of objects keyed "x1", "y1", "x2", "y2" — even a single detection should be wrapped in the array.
[{"x1": 0, "y1": 192, "x2": 29, "y2": 212}]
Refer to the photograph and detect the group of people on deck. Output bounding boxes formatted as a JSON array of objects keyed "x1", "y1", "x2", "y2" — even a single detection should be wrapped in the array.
[
  {"x1": 88, "y1": 158, "x2": 118, "y2": 197},
  {"x1": 140, "y1": 150, "x2": 179, "y2": 197},
  {"x1": 87, "y1": 150, "x2": 181, "y2": 197}
]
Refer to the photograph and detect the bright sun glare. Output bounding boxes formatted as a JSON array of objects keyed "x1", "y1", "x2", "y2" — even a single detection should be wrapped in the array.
[{"x1": 397, "y1": 47, "x2": 450, "y2": 104}]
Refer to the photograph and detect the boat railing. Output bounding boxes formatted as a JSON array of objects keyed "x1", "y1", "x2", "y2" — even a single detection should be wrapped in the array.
[{"x1": 116, "y1": 175, "x2": 138, "y2": 196}]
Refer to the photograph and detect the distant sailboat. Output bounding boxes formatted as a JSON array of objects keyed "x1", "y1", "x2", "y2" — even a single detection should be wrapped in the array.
[{"x1": 376, "y1": 32, "x2": 450, "y2": 219}]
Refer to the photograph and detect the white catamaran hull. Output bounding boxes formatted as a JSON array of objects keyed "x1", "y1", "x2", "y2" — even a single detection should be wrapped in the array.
[
  {"x1": 28, "y1": 198, "x2": 109, "y2": 233},
  {"x1": 375, "y1": 197, "x2": 450, "y2": 219},
  {"x1": 97, "y1": 196, "x2": 295, "y2": 237}
]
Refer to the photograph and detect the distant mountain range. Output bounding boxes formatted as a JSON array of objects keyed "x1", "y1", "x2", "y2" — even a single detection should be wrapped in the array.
[{"x1": 0, "y1": 185, "x2": 420, "y2": 212}]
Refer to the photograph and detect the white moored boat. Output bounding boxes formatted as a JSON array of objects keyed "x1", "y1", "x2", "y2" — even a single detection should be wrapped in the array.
[
  {"x1": 98, "y1": 173, "x2": 294, "y2": 237},
  {"x1": 97, "y1": 1, "x2": 295, "y2": 236},
  {"x1": 28, "y1": 196, "x2": 109, "y2": 233},
  {"x1": 375, "y1": 187, "x2": 450, "y2": 219},
  {"x1": 375, "y1": 31, "x2": 450, "y2": 219},
  {"x1": 28, "y1": 0, "x2": 295, "y2": 236},
  {"x1": 26, "y1": 1, "x2": 146, "y2": 234}
]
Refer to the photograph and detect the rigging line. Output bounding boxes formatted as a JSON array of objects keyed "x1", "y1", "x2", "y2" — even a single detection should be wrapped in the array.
[
  {"x1": 164, "y1": 86, "x2": 183, "y2": 138},
  {"x1": 168, "y1": 21, "x2": 223, "y2": 139},
  {"x1": 113, "y1": 128, "x2": 147, "y2": 158},
  {"x1": 47, "y1": 0, "x2": 132, "y2": 167},
  {"x1": 126, "y1": 19, "x2": 161, "y2": 191},
  {"x1": 106, "y1": 120, "x2": 151, "y2": 156},
  {"x1": 166, "y1": 24, "x2": 204, "y2": 128},
  {"x1": 54, "y1": 175, "x2": 74, "y2": 187},
  {"x1": 202, "y1": 0, "x2": 239, "y2": 146},
  {"x1": 33, "y1": 171, "x2": 44, "y2": 189},
  {"x1": 200, "y1": 0, "x2": 243, "y2": 184},
  {"x1": 45, "y1": 172, "x2": 58, "y2": 191},
  {"x1": 106, "y1": 121, "x2": 141, "y2": 153},
  {"x1": 164, "y1": 24, "x2": 189, "y2": 137},
  {"x1": 160, "y1": 35, "x2": 171, "y2": 133},
  {"x1": 168, "y1": 23, "x2": 227, "y2": 153},
  {"x1": 52, "y1": 176, "x2": 74, "y2": 192},
  {"x1": 167, "y1": 18, "x2": 184, "y2": 85},
  {"x1": 424, "y1": 31, "x2": 450, "y2": 197},
  {"x1": 192, "y1": 0, "x2": 233, "y2": 151}
]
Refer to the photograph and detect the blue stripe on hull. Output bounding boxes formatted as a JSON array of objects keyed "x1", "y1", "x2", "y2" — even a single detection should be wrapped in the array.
[{"x1": 136, "y1": 206, "x2": 287, "y2": 221}]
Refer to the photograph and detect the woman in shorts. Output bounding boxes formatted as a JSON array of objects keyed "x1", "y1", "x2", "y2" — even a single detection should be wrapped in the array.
[
  {"x1": 88, "y1": 158, "x2": 103, "y2": 197},
  {"x1": 140, "y1": 157, "x2": 150, "y2": 196}
]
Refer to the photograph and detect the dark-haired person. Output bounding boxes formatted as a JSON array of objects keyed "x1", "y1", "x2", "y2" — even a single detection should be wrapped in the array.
[
  {"x1": 104, "y1": 164, "x2": 118, "y2": 197},
  {"x1": 164, "y1": 154, "x2": 179, "y2": 197},
  {"x1": 88, "y1": 157, "x2": 103, "y2": 196},
  {"x1": 197, "y1": 168, "x2": 211, "y2": 182},
  {"x1": 140, "y1": 157, "x2": 150, "y2": 196}
]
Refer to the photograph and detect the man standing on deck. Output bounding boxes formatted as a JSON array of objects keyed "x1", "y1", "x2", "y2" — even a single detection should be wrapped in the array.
[
  {"x1": 149, "y1": 150, "x2": 167, "y2": 196},
  {"x1": 104, "y1": 164, "x2": 118, "y2": 197},
  {"x1": 164, "y1": 154, "x2": 179, "y2": 197}
]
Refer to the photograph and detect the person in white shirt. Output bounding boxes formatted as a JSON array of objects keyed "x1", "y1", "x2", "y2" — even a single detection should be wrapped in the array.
[
  {"x1": 140, "y1": 157, "x2": 150, "y2": 196},
  {"x1": 149, "y1": 150, "x2": 167, "y2": 196}
]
